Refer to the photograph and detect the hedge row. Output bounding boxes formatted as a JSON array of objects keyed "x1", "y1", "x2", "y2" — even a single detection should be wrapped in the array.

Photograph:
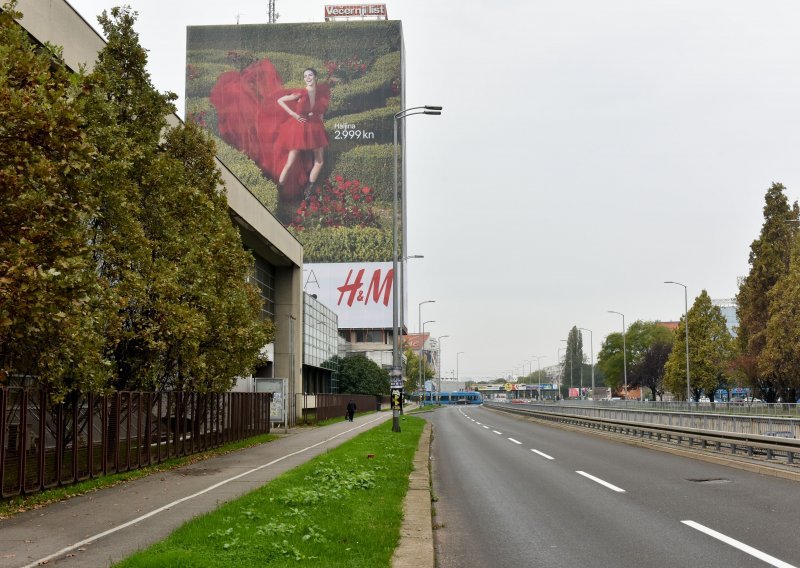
[
  {"x1": 186, "y1": 21, "x2": 402, "y2": 61},
  {"x1": 330, "y1": 144, "x2": 394, "y2": 203},
  {"x1": 291, "y1": 226, "x2": 392, "y2": 263},
  {"x1": 329, "y1": 52, "x2": 400, "y2": 115},
  {"x1": 210, "y1": 134, "x2": 278, "y2": 212}
]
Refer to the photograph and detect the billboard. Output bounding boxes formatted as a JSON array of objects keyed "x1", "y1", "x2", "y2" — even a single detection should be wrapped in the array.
[{"x1": 186, "y1": 22, "x2": 404, "y2": 327}]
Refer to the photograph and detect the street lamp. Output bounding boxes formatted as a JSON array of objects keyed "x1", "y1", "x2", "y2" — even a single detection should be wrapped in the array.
[
  {"x1": 457, "y1": 352, "x2": 464, "y2": 388},
  {"x1": 391, "y1": 105, "x2": 442, "y2": 433},
  {"x1": 437, "y1": 335, "x2": 449, "y2": 405},
  {"x1": 665, "y1": 281, "x2": 691, "y2": 402},
  {"x1": 558, "y1": 347, "x2": 566, "y2": 401},
  {"x1": 421, "y1": 319, "x2": 436, "y2": 404},
  {"x1": 578, "y1": 328, "x2": 594, "y2": 399},
  {"x1": 608, "y1": 310, "x2": 627, "y2": 400},
  {"x1": 418, "y1": 300, "x2": 435, "y2": 405},
  {"x1": 399, "y1": 254, "x2": 424, "y2": 351}
]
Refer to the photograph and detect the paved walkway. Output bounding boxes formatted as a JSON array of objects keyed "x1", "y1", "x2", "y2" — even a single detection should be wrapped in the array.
[{"x1": 0, "y1": 410, "x2": 433, "y2": 568}]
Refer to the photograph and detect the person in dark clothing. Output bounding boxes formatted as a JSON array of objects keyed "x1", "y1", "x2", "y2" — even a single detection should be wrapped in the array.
[{"x1": 346, "y1": 399, "x2": 356, "y2": 422}]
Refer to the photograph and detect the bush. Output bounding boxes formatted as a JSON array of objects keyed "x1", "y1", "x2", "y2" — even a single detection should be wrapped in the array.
[
  {"x1": 331, "y1": 144, "x2": 393, "y2": 203},
  {"x1": 210, "y1": 134, "x2": 278, "y2": 212},
  {"x1": 290, "y1": 226, "x2": 392, "y2": 263},
  {"x1": 329, "y1": 52, "x2": 400, "y2": 116}
]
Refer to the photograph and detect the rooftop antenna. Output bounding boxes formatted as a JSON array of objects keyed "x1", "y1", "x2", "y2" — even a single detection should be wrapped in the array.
[{"x1": 268, "y1": 0, "x2": 278, "y2": 23}]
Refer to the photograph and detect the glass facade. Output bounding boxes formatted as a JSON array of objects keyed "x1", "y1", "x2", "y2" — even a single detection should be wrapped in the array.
[
  {"x1": 303, "y1": 293, "x2": 339, "y2": 393},
  {"x1": 249, "y1": 255, "x2": 276, "y2": 321}
]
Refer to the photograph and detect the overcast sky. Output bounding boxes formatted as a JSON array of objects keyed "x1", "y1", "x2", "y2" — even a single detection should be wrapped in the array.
[{"x1": 65, "y1": 0, "x2": 800, "y2": 380}]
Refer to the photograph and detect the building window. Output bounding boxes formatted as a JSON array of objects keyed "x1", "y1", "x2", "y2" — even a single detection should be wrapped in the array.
[{"x1": 249, "y1": 255, "x2": 275, "y2": 321}]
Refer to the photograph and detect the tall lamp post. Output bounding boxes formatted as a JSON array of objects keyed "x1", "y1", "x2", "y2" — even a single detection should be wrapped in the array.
[
  {"x1": 418, "y1": 300, "x2": 435, "y2": 405},
  {"x1": 436, "y1": 335, "x2": 449, "y2": 405},
  {"x1": 578, "y1": 328, "x2": 594, "y2": 399},
  {"x1": 665, "y1": 281, "x2": 691, "y2": 402},
  {"x1": 608, "y1": 310, "x2": 627, "y2": 399},
  {"x1": 421, "y1": 319, "x2": 435, "y2": 404},
  {"x1": 399, "y1": 254, "x2": 424, "y2": 352},
  {"x1": 456, "y1": 352, "x2": 464, "y2": 389},
  {"x1": 558, "y1": 347, "x2": 566, "y2": 400},
  {"x1": 391, "y1": 105, "x2": 442, "y2": 433}
]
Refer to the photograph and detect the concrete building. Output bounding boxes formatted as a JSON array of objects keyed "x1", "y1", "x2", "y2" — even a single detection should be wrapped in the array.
[{"x1": 14, "y1": 0, "x2": 304, "y2": 423}]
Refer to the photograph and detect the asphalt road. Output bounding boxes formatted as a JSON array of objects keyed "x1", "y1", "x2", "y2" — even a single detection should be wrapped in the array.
[{"x1": 429, "y1": 405, "x2": 800, "y2": 568}]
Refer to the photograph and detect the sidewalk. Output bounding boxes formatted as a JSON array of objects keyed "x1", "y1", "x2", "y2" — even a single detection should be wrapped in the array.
[{"x1": 0, "y1": 410, "x2": 429, "y2": 568}]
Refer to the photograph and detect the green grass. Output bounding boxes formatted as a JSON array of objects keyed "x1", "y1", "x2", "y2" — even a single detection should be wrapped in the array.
[
  {"x1": 0, "y1": 433, "x2": 277, "y2": 519},
  {"x1": 115, "y1": 417, "x2": 426, "y2": 567}
]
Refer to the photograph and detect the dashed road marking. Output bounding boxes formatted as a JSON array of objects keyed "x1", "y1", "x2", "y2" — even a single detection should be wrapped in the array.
[
  {"x1": 531, "y1": 449, "x2": 554, "y2": 460},
  {"x1": 682, "y1": 521, "x2": 797, "y2": 568},
  {"x1": 576, "y1": 471, "x2": 625, "y2": 493},
  {"x1": 508, "y1": 438, "x2": 522, "y2": 445}
]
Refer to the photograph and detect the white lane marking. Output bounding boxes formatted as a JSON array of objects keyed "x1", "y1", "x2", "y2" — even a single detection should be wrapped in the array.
[
  {"x1": 492, "y1": 430, "x2": 503, "y2": 435},
  {"x1": 576, "y1": 471, "x2": 626, "y2": 493},
  {"x1": 22, "y1": 414, "x2": 388, "y2": 568},
  {"x1": 531, "y1": 449, "x2": 555, "y2": 460},
  {"x1": 508, "y1": 438, "x2": 522, "y2": 445},
  {"x1": 476, "y1": 422, "x2": 482, "y2": 425},
  {"x1": 682, "y1": 520, "x2": 797, "y2": 568},
  {"x1": 482, "y1": 425, "x2": 489, "y2": 429}
]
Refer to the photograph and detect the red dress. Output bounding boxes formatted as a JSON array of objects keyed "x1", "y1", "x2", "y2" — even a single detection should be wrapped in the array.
[
  {"x1": 277, "y1": 87, "x2": 330, "y2": 151},
  {"x1": 209, "y1": 58, "x2": 331, "y2": 202}
]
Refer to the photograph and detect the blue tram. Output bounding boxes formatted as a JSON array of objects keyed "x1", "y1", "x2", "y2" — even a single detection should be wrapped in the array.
[{"x1": 419, "y1": 391, "x2": 482, "y2": 405}]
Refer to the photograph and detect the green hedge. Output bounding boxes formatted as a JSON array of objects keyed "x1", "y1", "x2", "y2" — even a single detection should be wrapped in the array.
[
  {"x1": 329, "y1": 52, "x2": 400, "y2": 116},
  {"x1": 292, "y1": 226, "x2": 392, "y2": 263},
  {"x1": 211, "y1": 135, "x2": 278, "y2": 211},
  {"x1": 185, "y1": 97, "x2": 219, "y2": 136},
  {"x1": 330, "y1": 144, "x2": 393, "y2": 203},
  {"x1": 186, "y1": 21, "x2": 402, "y2": 61}
]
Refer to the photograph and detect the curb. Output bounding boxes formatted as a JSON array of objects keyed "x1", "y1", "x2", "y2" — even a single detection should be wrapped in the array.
[{"x1": 392, "y1": 422, "x2": 434, "y2": 568}]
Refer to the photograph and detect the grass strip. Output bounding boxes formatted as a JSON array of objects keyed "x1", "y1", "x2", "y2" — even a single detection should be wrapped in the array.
[
  {"x1": 0, "y1": 433, "x2": 277, "y2": 519},
  {"x1": 116, "y1": 416, "x2": 426, "y2": 568}
]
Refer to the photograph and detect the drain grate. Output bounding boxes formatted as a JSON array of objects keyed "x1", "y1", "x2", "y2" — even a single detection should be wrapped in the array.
[{"x1": 687, "y1": 478, "x2": 731, "y2": 484}]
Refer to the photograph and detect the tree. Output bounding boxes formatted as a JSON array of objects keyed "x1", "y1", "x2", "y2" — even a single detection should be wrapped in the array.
[
  {"x1": 629, "y1": 342, "x2": 672, "y2": 401},
  {"x1": 403, "y1": 348, "x2": 434, "y2": 394},
  {"x1": 562, "y1": 326, "x2": 584, "y2": 394},
  {"x1": 84, "y1": 7, "x2": 272, "y2": 391},
  {"x1": 735, "y1": 182, "x2": 798, "y2": 401},
  {"x1": 598, "y1": 320, "x2": 674, "y2": 397},
  {"x1": 664, "y1": 290, "x2": 735, "y2": 401},
  {"x1": 758, "y1": 239, "x2": 800, "y2": 402},
  {"x1": 0, "y1": 5, "x2": 111, "y2": 399},
  {"x1": 338, "y1": 355, "x2": 390, "y2": 396}
]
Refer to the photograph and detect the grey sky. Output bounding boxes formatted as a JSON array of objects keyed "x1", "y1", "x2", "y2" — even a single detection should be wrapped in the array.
[{"x1": 65, "y1": 0, "x2": 800, "y2": 380}]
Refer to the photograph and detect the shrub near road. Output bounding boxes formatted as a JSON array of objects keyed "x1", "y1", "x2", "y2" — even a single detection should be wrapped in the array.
[{"x1": 116, "y1": 417, "x2": 425, "y2": 567}]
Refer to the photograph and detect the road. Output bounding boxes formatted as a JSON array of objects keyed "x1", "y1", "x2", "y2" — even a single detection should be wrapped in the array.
[{"x1": 429, "y1": 404, "x2": 800, "y2": 568}]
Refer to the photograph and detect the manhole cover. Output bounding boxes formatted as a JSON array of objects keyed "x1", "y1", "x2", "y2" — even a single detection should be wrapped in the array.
[
  {"x1": 177, "y1": 468, "x2": 220, "y2": 477},
  {"x1": 687, "y1": 478, "x2": 731, "y2": 484}
]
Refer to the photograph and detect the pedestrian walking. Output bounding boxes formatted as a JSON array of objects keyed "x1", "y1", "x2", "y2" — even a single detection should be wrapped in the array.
[{"x1": 346, "y1": 399, "x2": 357, "y2": 422}]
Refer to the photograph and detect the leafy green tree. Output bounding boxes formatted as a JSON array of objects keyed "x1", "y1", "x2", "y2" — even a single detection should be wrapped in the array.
[
  {"x1": 402, "y1": 348, "x2": 434, "y2": 394},
  {"x1": 338, "y1": 355, "x2": 390, "y2": 395},
  {"x1": 758, "y1": 239, "x2": 800, "y2": 402},
  {"x1": 630, "y1": 342, "x2": 672, "y2": 401},
  {"x1": 664, "y1": 291, "x2": 735, "y2": 401},
  {"x1": 0, "y1": 5, "x2": 111, "y2": 399},
  {"x1": 84, "y1": 7, "x2": 272, "y2": 391},
  {"x1": 735, "y1": 182, "x2": 798, "y2": 401},
  {"x1": 598, "y1": 321, "x2": 673, "y2": 396},
  {"x1": 562, "y1": 326, "x2": 583, "y2": 393}
]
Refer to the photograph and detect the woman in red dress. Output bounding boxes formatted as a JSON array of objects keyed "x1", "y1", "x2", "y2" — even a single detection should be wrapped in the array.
[{"x1": 276, "y1": 68, "x2": 330, "y2": 192}]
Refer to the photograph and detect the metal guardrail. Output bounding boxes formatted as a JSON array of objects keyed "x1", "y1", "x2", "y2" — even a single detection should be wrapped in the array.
[{"x1": 485, "y1": 401, "x2": 800, "y2": 466}]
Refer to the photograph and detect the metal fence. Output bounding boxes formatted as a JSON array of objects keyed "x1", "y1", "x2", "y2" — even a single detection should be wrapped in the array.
[
  {"x1": 298, "y1": 393, "x2": 386, "y2": 424},
  {"x1": 1, "y1": 387, "x2": 272, "y2": 498}
]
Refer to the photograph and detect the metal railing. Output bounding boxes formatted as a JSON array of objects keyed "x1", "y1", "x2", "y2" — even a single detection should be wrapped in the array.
[
  {"x1": 1, "y1": 387, "x2": 272, "y2": 498},
  {"x1": 298, "y1": 393, "x2": 386, "y2": 424},
  {"x1": 485, "y1": 401, "x2": 800, "y2": 466}
]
